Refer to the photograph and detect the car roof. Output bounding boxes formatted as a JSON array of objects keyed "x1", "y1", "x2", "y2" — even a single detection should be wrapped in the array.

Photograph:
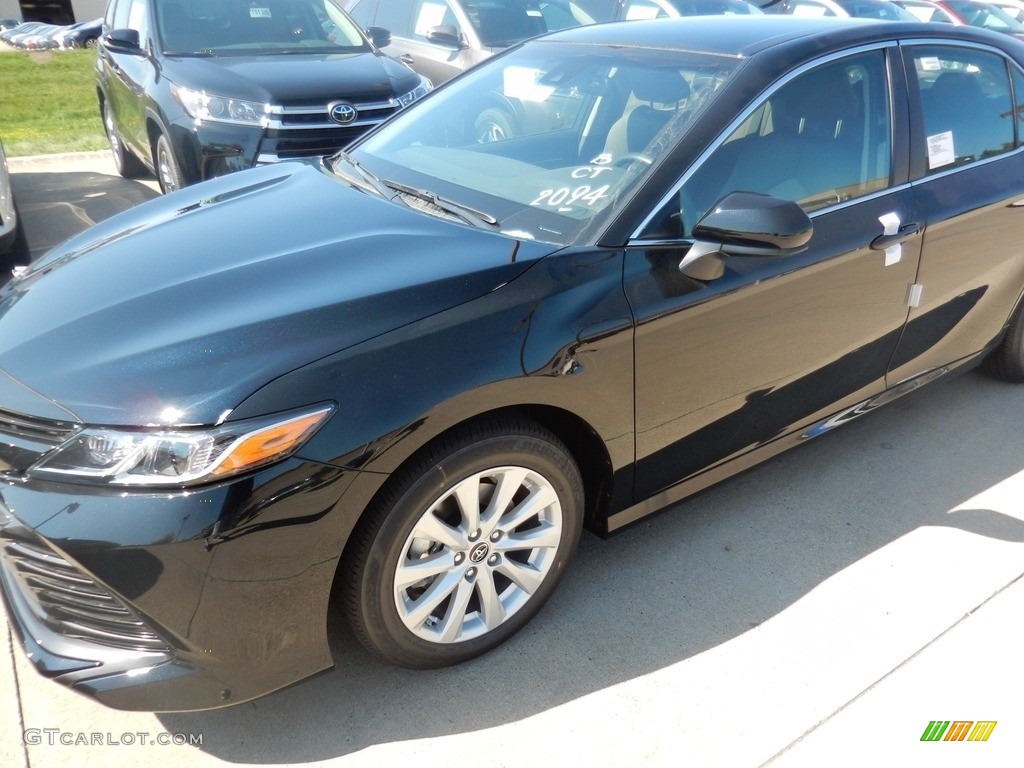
[{"x1": 534, "y1": 14, "x2": 1007, "y2": 58}]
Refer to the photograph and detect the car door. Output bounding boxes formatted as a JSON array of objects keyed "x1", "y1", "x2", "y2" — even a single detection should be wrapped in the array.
[
  {"x1": 887, "y1": 42, "x2": 1024, "y2": 384},
  {"x1": 376, "y1": 0, "x2": 479, "y2": 85},
  {"x1": 622, "y1": 47, "x2": 925, "y2": 500},
  {"x1": 100, "y1": 0, "x2": 154, "y2": 162}
]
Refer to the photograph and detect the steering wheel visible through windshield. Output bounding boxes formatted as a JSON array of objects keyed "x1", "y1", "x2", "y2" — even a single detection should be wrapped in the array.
[{"x1": 346, "y1": 42, "x2": 739, "y2": 245}]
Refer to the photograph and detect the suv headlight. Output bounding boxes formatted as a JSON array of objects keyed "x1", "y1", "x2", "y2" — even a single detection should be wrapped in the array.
[
  {"x1": 171, "y1": 84, "x2": 271, "y2": 127},
  {"x1": 29, "y1": 406, "x2": 334, "y2": 487},
  {"x1": 396, "y1": 76, "x2": 432, "y2": 108}
]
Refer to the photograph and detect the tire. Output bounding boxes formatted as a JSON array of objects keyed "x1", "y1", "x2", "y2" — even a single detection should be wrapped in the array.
[
  {"x1": 341, "y1": 417, "x2": 584, "y2": 668},
  {"x1": 983, "y1": 298, "x2": 1024, "y2": 382},
  {"x1": 155, "y1": 132, "x2": 185, "y2": 194},
  {"x1": 102, "y1": 102, "x2": 146, "y2": 179},
  {"x1": 474, "y1": 108, "x2": 516, "y2": 144}
]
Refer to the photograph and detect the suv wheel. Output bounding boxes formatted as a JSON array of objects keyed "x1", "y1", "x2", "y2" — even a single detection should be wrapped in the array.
[
  {"x1": 155, "y1": 133, "x2": 185, "y2": 194},
  {"x1": 102, "y1": 102, "x2": 146, "y2": 179}
]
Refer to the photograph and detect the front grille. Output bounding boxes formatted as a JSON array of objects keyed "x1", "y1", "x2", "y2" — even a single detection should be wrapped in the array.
[
  {"x1": 0, "y1": 408, "x2": 79, "y2": 475},
  {"x1": 0, "y1": 408, "x2": 78, "y2": 444},
  {"x1": 258, "y1": 98, "x2": 401, "y2": 161},
  {"x1": 1, "y1": 535, "x2": 170, "y2": 653}
]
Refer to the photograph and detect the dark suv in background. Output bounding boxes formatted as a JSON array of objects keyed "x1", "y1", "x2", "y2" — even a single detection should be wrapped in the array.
[{"x1": 96, "y1": 0, "x2": 431, "y2": 192}]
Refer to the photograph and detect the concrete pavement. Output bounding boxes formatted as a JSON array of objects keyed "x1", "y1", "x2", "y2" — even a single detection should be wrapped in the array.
[{"x1": 1, "y1": 153, "x2": 1022, "y2": 767}]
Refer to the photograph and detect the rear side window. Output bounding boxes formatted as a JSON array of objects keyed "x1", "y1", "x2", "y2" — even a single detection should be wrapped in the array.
[{"x1": 908, "y1": 46, "x2": 1014, "y2": 173}]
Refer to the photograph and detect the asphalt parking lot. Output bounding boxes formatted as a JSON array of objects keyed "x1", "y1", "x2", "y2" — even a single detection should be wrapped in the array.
[{"x1": 1, "y1": 153, "x2": 1023, "y2": 768}]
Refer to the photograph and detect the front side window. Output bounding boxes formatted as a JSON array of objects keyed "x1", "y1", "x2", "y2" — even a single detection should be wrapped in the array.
[
  {"x1": 646, "y1": 50, "x2": 892, "y2": 238},
  {"x1": 410, "y1": 0, "x2": 462, "y2": 42},
  {"x1": 127, "y1": 0, "x2": 150, "y2": 41},
  {"x1": 909, "y1": 45, "x2": 1014, "y2": 173},
  {"x1": 350, "y1": 43, "x2": 738, "y2": 244}
]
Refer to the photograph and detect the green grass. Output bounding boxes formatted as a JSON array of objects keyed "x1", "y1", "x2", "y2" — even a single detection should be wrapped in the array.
[{"x1": 0, "y1": 48, "x2": 107, "y2": 157}]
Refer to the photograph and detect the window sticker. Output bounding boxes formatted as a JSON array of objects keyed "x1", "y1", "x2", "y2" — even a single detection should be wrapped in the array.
[
  {"x1": 927, "y1": 130, "x2": 955, "y2": 169},
  {"x1": 250, "y1": 7, "x2": 272, "y2": 18},
  {"x1": 919, "y1": 56, "x2": 942, "y2": 72}
]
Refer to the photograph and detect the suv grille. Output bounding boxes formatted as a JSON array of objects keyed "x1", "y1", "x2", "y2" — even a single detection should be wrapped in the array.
[
  {"x1": 259, "y1": 98, "x2": 402, "y2": 161},
  {"x1": 0, "y1": 532, "x2": 170, "y2": 653}
]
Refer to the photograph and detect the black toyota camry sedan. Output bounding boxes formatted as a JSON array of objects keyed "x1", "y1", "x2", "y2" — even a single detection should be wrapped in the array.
[{"x1": 3, "y1": 16, "x2": 1024, "y2": 711}]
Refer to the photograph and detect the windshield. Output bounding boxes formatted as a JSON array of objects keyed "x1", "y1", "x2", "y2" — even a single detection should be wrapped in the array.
[
  {"x1": 896, "y1": 0, "x2": 957, "y2": 21},
  {"x1": 946, "y1": 0, "x2": 1024, "y2": 29},
  {"x1": 834, "y1": 0, "x2": 917, "y2": 19},
  {"x1": 346, "y1": 42, "x2": 738, "y2": 245},
  {"x1": 156, "y1": 0, "x2": 369, "y2": 55}
]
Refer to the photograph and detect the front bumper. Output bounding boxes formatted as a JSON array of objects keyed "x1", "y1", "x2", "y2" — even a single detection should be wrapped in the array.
[{"x1": 0, "y1": 456, "x2": 363, "y2": 711}]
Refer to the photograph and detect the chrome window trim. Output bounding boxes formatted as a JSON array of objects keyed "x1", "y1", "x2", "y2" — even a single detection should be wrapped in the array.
[{"x1": 628, "y1": 181, "x2": 917, "y2": 250}]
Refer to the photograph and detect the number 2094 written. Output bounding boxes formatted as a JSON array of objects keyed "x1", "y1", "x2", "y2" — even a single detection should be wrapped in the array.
[{"x1": 531, "y1": 184, "x2": 610, "y2": 209}]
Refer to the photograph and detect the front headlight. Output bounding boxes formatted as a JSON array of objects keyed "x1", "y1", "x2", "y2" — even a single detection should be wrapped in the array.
[
  {"x1": 396, "y1": 76, "x2": 432, "y2": 108},
  {"x1": 171, "y1": 83, "x2": 271, "y2": 127},
  {"x1": 29, "y1": 405, "x2": 334, "y2": 487}
]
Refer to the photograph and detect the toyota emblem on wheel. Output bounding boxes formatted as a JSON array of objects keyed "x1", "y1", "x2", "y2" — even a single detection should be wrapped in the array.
[
  {"x1": 329, "y1": 101, "x2": 358, "y2": 125},
  {"x1": 469, "y1": 542, "x2": 489, "y2": 564}
]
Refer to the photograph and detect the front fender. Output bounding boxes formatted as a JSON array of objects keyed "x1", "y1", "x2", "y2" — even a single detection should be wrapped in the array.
[{"x1": 234, "y1": 246, "x2": 635, "y2": 510}]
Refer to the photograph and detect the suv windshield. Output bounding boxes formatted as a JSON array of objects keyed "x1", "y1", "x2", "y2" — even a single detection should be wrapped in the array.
[
  {"x1": 157, "y1": 0, "x2": 370, "y2": 55},
  {"x1": 348, "y1": 42, "x2": 738, "y2": 245}
]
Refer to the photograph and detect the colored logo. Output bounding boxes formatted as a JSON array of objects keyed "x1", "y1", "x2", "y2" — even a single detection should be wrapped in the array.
[{"x1": 921, "y1": 721, "x2": 997, "y2": 742}]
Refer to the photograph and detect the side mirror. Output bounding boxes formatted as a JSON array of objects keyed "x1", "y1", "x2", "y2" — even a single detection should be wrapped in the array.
[
  {"x1": 366, "y1": 25, "x2": 391, "y2": 48},
  {"x1": 426, "y1": 24, "x2": 464, "y2": 48},
  {"x1": 102, "y1": 28, "x2": 141, "y2": 53},
  {"x1": 681, "y1": 192, "x2": 812, "y2": 280}
]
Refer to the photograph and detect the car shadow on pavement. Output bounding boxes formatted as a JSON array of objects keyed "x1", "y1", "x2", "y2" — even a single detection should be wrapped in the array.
[
  {"x1": 158, "y1": 370, "x2": 1024, "y2": 763},
  {"x1": 8, "y1": 171, "x2": 158, "y2": 263}
]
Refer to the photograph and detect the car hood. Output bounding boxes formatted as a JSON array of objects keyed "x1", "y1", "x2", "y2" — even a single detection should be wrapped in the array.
[
  {"x1": 0, "y1": 163, "x2": 554, "y2": 427},
  {"x1": 163, "y1": 51, "x2": 421, "y2": 103}
]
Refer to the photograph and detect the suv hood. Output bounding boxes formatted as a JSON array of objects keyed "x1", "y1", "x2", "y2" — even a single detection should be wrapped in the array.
[
  {"x1": 165, "y1": 50, "x2": 421, "y2": 103},
  {"x1": 0, "y1": 163, "x2": 553, "y2": 426}
]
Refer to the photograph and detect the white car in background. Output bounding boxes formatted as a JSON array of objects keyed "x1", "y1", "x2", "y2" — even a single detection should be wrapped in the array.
[{"x1": 0, "y1": 139, "x2": 29, "y2": 275}]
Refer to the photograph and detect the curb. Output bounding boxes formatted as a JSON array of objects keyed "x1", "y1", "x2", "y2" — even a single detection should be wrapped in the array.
[{"x1": 8, "y1": 150, "x2": 110, "y2": 172}]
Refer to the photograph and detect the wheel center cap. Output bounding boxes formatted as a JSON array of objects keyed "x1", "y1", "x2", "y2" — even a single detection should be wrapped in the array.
[{"x1": 469, "y1": 542, "x2": 490, "y2": 564}]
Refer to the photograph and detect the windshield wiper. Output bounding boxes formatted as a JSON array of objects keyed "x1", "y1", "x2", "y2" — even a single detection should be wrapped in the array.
[
  {"x1": 382, "y1": 180, "x2": 499, "y2": 229},
  {"x1": 328, "y1": 152, "x2": 391, "y2": 199}
]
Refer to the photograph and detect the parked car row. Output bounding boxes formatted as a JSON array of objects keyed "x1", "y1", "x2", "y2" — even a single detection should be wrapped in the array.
[
  {"x1": 92, "y1": 0, "x2": 1024, "y2": 196},
  {"x1": 0, "y1": 18, "x2": 102, "y2": 50}
]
